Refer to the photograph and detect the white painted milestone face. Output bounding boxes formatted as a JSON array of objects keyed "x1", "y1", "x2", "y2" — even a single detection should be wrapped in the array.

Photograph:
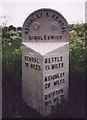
[
  {"x1": 22, "y1": 8, "x2": 69, "y2": 43},
  {"x1": 22, "y1": 8, "x2": 69, "y2": 116}
]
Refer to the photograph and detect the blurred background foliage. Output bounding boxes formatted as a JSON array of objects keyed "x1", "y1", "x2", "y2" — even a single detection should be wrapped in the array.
[
  {"x1": 69, "y1": 23, "x2": 86, "y2": 75},
  {"x1": 1, "y1": 23, "x2": 86, "y2": 117}
]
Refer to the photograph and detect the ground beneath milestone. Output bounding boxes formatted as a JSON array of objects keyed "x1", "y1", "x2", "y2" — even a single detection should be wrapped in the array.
[{"x1": 2, "y1": 73, "x2": 85, "y2": 118}]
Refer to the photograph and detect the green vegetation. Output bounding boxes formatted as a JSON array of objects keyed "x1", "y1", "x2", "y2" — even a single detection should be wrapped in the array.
[
  {"x1": 2, "y1": 25, "x2": 22, "y2": 81},
  {"x1": 2, "y1": 26, "x2": 22, "y2": 117},
  {"x1": 69, "y1": 23, "x2": 86, "y2": 75}
]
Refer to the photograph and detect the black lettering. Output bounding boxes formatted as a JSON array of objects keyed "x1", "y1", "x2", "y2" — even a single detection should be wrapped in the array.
[
  {"x1": 45, "y1": 83, "x2": 48, "y2": 89},
  {"x1": 25, "y1": 28, "x2": 29, "y2": 31},
  {"x1": 54, "y1": 81, "x2": 56, "y2": 85},
  {"x1": 52, "y1": 64, "x2": 54, "y2": 69},
  {"x1": 39, "y1": 65, "x2": 41, "y2": 70},
  {"x1": 29, "y1": 36, "x2": 32, "y2": 40},
  {"x1": 45, "y1": 77, "x2": 47, "y2": 82},
  {"x1": 51, "y1": 36, "x2": 54, "y2": 39},
  {"x1": 60, "y1": 56, "x2": 63, "y2": 61},
  {"x1": 25, "y1": 31, "x2": 28, "y2": 34},
  {"x1": 60, "y1": 36, "x2": 62, "y2": 39},
  {"x1": 25, "y1": 27, "x2": 29, "y2": 34},
  {"x1": 45, "y1": 100, "x2": 51, "y2": 106},
  {"x1": 30, "y1": 64, "x2": 41, "y2": 70},
  {"x1": 37, "y1": 36, "x2": 40, "y2": 40},
  {"x1": 48, "y1": 83, "x2": 50, "y2": 88},
  {"x1": 34, "y1": 36, "x2": 37, "y2": 40},
  {"x1": 59, "y1": 63, "x2": 60, "y2": 68},
  {"x1": 28, "y1": 57, "x2": 32, "y2": 61},
  {"x1": 61, "y1": 63, "x2": 64, "y2": 67},
  {"x1": 45, "y1": 65, "x2": 50, "y2": 70},
  {"x1": 41, "y1": 36, "x2": 43, "y2": 40},
  {"x1": 57, "y1": 57, "x2": 59, "y2": 62},
  {"x1": 55, "y1": 15, "x2": 59, "y2": 21},
  {"x1": 56, "y1": 36, "x2": 59, "y2": 40},
  {"x1": 48, "y1": 58, "x2": 50, "y2": 63},
  {"x1": 25, "y1": 56, "x2": 27, "y2": 60},
  {"x1": 61, "y1": 22, "x2": 64, "y2": 27},
  {"x1": 60, "y1": 73, "x2": 62, "y2": 77},
  {"x1": 55, "y1": 57, "x2": 57, "y2": 62},
  {"x1": 55, "y1": 90, "x2": 57, "y2": 95},
  {"x1": 48, "y1": 36, "x2": 50, "y2": 40},
  {"x1": 58, "y1": 19, "x2": 62, "y2": 24},
  {"x1": 53, "y1": 91, "x2": 55, "y2": 96},
  {"x1": 46, "y1": 12, "x2": 49, "y2": 17},
  {"x1": 52, "y1": 64, "x2": 60, "y2": 69},
  {"x1": 52, "y1": 14, "x2": 56, "y2": 18},
  {"x1": 26, "y1": 23, "x2": 30, "y2": 28},
  {"x1": 63, "y1": 79, "x2": 65, "y2": 83},
  {"x1": 25, "y1": 62, "x2": 29, "y2": 67},
  {"x1": 46, "y1": 83, "x2": 49, "y2": 88},
  {"x1": 48, "y1": 93, "x2": 51, "y2": 98},
  {"x1": 60, "y1": 89, "x2": 64, "y2": 94},
  {"x1": 45, "y1": 94, "x2": 47, "y2": 100},
  {"x1": 54, "y1": 96, "x2": 59, "y2": 102},
  {"x1": 60, "y1": 79, "x2": 62, "y2": 84},
  {"x1": 52, "y1": 57, "x2": 54, "y2": 62},
  {"x1": 45, "y1": 58, "x2": 47, "y2": 63},
  {"x1": 32, "y1": 16, "x2": 36, "y2": 21},
  {"x1": 48, "y1": 76, "x2": 51, "y2": 81},
  {"x1": 30, "y1": 18, "x2": 34, "y2": 23},
  {"x1": 63, "y1": 72, "x2": 65, "y2": 76},
  {"x1": 62, "y1": 28, "x2": 66, "y2": 33},
  {"x1": 36, "y1": 13, "x2": 40, "y2": 18},
  {"x1": 44, "y1": 35, "x2": 46, "y2": 40}
]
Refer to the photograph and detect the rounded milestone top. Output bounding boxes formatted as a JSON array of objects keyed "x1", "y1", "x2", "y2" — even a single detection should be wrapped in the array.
[{"x1": 22, "y1": 8, "x2": 69, "y2": 42}]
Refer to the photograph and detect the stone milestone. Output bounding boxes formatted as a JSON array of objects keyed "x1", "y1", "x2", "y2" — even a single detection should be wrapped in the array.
[{"x1": 22, "y1": 8, "x2": 69, "y2": 116}]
